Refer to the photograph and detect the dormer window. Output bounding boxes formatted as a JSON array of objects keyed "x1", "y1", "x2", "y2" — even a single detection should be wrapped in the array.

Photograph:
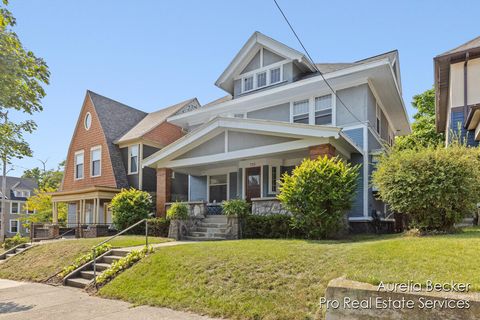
[
  {"x1": 270, "y1": 67, "x2": 281, "y2": 84},
  {"x1": 257, "y1": 72, "x2": 267, "y2": 87},
  {"x1": 243, "y1": 76, "x2": 254, "y2": 92},
  {"x1": 240, "y1": 63, "x2": 285, "y2": 94}
]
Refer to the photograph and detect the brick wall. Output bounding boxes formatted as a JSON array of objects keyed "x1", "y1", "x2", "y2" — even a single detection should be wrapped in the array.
[
  {"x1": 143, "y1": 121, "x2": 184, "y2": 147},
  {"x1": 61, "y1": 94, "x2": 117, "y2": 191}
]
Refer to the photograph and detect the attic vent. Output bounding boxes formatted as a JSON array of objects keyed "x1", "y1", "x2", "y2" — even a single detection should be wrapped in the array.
[{"x1": 174, "y1": 102, "x2": 200, "y2": 116}]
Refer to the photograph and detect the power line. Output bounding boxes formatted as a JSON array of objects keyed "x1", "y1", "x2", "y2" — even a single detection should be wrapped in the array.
[{"x1": 273, "y1": 0, "x2": 370, "y2": 128}]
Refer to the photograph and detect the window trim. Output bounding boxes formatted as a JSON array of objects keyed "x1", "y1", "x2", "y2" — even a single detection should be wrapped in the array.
[
  {"x1": 128, "y1": 144, "x2": 140, "y2": 175},
  {"x1": 84, "y1": 112, "x2": 92, "y2": 130},
  {"x1": 207, "y1": 173, "x2": 230, "y2": 204},
  {"x1": 239, "y1": 60, "x2": 286, "y2": 94},
  {"x1": 9, "y1": 219, "x2": 19, "y2": 233},
  {"x1": 10, "y1": 202, "x2": 20, "y2": 214},
  {"x1": 90, "y1": 145, "x2": 102, "y2": 177},
  {"x1": 268, "y1": 165, "x2": 280, "y2": 194},
  {"x1": 376, "y1": 103, "x2": 381, "y2": 134},
  {"x1": 74, "y1": 150, "x2": 85, "y2": 180}
]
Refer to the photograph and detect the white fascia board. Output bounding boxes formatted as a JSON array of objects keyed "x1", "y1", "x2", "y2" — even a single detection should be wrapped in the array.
[
  {"x1": 386, "y1": 63, "x2": 411, "y2": 134},
  {"x1": 171, "y1": 59, "x2": 392, "y2": 124}
]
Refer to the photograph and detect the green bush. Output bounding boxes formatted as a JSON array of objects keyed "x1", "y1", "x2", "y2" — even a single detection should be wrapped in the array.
[
  {"x1": 278, "y1": 156, "x2": 360, "y2": 239},
  {"x1": 166, "y1": 202, "x2": 189, "y2": 220},
  {"x1": 242, "y1": 214, "x2": 301, "y2": 238},
  {"x1": 3, "y1": 233, "x2": 28, "y2": 250},
  {"x1": 222, "y1": 199, "x2": 250, "y2": 217},
  {"x1": 372, "y1": 144, "x2": 480, "y2": 232},
  {"x1": 147, "y1": 218, "x2": 170, "y2": 237},
  {"x1": 110, "y1": 188, "x2": 153, "y2": 231},
  {"x1": 96, "y1": 245, "x2": 153, "y2": 286},
  {"x1": 60, "y1": 243, "x2": 112, "y2": 277}
]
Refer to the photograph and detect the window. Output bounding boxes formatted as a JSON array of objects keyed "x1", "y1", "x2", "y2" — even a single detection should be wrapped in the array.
[
  {"x1": 256, "y1": 71, "x2": 267, "y2": 88},
  {"x1": 270, "y1": 67, "x2": 281, "y2": 84},
  {"x1": 269, "y1": 166, "x2": 280, "y2": 194},
  {"x1": 314, "y1": 95, "x2": 333, "y2": 125},
  {"x1": 10, "y1": 220, "x2": 18, "y2": 233},
  {"x1": 84, "y1": 112, "x2": 92, "y2": 130},
  {"x1": 74, "y1": 151, "x2": 84, "y2": 180},
  {"x1": 14, "y1": 190, "x2": 29, "y2": 198},
  {"x1": 128, "y1": 145, "x2": 139, "y2": 174},
  {"x1": 376, "y1": 103, "x2": 381, "y2": 134},
  {"x1": 10, "y1": 202, "x2": 19, "y2": 214},
  {"x1": 91, "y1": 146, "x2": 101, "y2": 177},
  {"x1": 243, "y1": 76, "x2": 254, "y2": 92},
  {"x1": 293, "y1": 100, "x2": 309, "y2": 124},
  {"x1": 209, "y1": 174, "x2": 227, "y2": 203}
]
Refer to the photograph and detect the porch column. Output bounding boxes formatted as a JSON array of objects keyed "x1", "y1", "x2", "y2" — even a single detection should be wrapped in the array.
[
  {"x1": 156, "y1": 168, "x2": 172, "y2": 217},
  {"x1": 309, "y1": 143, "x2": 336, "y2": 159},
  {"x1": 52, "y1": 202, "x2": 58, "y2": 224}
]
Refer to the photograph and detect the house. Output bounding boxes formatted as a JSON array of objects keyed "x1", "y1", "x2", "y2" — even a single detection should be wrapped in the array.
[
  {"x1": 50, "y1": 31, "x2": 409, "y2": 236},
  {"x1": 0, "y1": 176, "x2": 37, "y2": 237},
  {"x1": 434, "y1": 36, "x2": 480, "y2": 145},
  {"x1": 143, "y1": 32, "x2": 410, "y2": 232},
  {"x1": 50, "y1": 91, "x2": 198, "y2": 237}
]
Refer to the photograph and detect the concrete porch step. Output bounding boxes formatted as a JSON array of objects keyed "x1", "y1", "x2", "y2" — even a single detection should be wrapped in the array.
[
  {"x1": 91, "y1": 262, "x2": 111, "y2": 271},
  {"x1": 80, "y1": 270, "x2": 103, "y2": 280},
  {"x1": 184, "y1": 236, "x2": 227, "y2": 241},
  {"x1": 110, "y1": 249, "x2": 129, "y2": 257},
  {"x1": 101, "y1": 255, "x2": 123, "y2": 264},
  {"x1": 203, "y1": 215, "x2": 227, "y2": 222},
  {"x1": 189, "y1": 231, "x2": 226, "y2": 238},
  {"x1": 65, "y1": 277, "x2": 91, "y2": 289},
  {"x1": 198, "y1": 223, "x2": 228, "y2": 228},
  {"x1": 194, "y1": 227, "x2": 227, "y2": 233}
]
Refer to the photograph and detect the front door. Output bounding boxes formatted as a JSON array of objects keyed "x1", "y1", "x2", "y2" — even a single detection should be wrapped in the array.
[{"x1": 245, "y1": 167, "x2": 261, "y2": 201}]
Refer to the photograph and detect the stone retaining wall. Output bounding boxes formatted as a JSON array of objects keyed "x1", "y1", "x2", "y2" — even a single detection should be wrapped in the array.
[{"x1": 251, "y1": 197, "x2": 290, "y2": 215}]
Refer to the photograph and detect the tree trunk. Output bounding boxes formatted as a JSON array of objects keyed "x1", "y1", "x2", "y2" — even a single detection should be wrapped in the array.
[{"x1": 1, "y1": 157, "x2": 7, "y2": 242}]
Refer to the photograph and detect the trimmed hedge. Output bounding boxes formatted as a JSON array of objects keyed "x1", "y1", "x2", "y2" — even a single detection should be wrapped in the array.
[
  {"x1": 242, "y1": 214, "x2": 302, "y2": 239},
  {"x1": 3, "y1": 233, "x2": 28, "y2": 250},
  {"x1": 147, "y1": 218, "x2": 169, "y2": 237}
]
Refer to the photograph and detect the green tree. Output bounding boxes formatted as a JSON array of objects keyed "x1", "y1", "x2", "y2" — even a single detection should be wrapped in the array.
[
  {"x1": 278, "y1": 156, "x2": 360, "y2": 239},
  {"x1": 22, "y1": 161, "x2": 65, "y2": 190},
  {"x1": 21, "y1": 187, "x2": 67, "y2": 227},
  {"x1": 395, "y1": 88, "x2": 444, "y2": 150},
  {"x1": 372, "y1": 144, "x2": 480, "y2": 232},
  {"x1": 110, "y1": 188, "x2": 153, "y2": 230},
  {"x1": 0, "y1": 0, "x2": 50, "y2": 240}
]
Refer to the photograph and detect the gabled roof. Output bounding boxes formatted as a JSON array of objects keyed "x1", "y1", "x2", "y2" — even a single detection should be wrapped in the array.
[
  {"x1": 116, "y1": 98, "x2": 199, "y2": 144},
  {"x1": 436, "y1": 36, "x2": 480, "y2": 58},
  {"x1": 215, "y1": 31, "x2": 316, "y2": 94},
  {"x1": 0, "y1": 176, "x2": 37, "y2": 200},
  {"x1": 87, "y1": 90, "x2": 147, "y2": 188}
]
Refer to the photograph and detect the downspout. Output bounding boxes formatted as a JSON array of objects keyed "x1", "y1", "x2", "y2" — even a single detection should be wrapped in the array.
[{"x1": 464, "y1": 52, "x2": 469, "y2": 121}]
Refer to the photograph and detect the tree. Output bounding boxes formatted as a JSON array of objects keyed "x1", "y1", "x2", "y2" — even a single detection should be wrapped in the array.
[
  {"x1": 395, "y1": 88, "x2": 444, "y2": 150},
  {"x1": 110, "y1": 188, "x2": 153, "y2": 230},
  {"x1": 278, "y1": 156, "x2": 360, "y2": 239},
  {"x1": 21, "y1": 187, "x2": 67, "y2": 227},
  {"x1": 0, "y1": 0, "x2": 50, "y2": 240},
  {"x1": 22, "y1": 160, "x2": 65, "y2": 190},
  {"x1": 372, "y1": 144, "x2": 480, "y2": 232}
]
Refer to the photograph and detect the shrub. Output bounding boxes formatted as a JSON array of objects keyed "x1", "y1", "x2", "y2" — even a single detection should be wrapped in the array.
[
  {"x1": 96, "y1": 245, "x2": 154, "y2": 286},
  {"x1": 3, "y1": 233, "x2": 28, "y2": 250},
  {"x1": 278, "y1": 156, "x2": 360, "y2": 239},
  {"x1": 222, "y1": 199, "x2": 250, "y2": 217},
  {"x1": 372, "y1": 144, "x2": 480, "y2": 232},
  {"x1": 166, "y1": 202, "x2": 189, "y2": 220},
  {"x1": 110, "y1": 188, "x2": 152, "y2": 230},
  {"x1": 60, "y1": 243, "x2": 112, "y2": 277},
  {"x1": 147, "y1": 218, "x2": 170, "y2": 237},
  {"x1": 242, "y1": 214, "x2": 301, "y2": 238}
]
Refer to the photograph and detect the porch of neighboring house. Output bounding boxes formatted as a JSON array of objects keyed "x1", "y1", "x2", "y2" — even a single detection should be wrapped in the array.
[{"x1": 44, "y1": 186, "x2": 120, "y2": 239}]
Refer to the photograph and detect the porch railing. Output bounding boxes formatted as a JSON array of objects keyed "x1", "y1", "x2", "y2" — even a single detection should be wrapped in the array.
[{"x1": 91, "y1": 218, "x2": 149, "y2": 281}]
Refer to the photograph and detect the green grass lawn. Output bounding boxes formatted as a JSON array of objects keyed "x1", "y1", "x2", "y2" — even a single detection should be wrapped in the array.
[
  {"x1": 99, "y1": 229, "x2": 480, "y2": 320},
  {"x1": 0, "y1": 235, "x2": 171, "y2": 282}
]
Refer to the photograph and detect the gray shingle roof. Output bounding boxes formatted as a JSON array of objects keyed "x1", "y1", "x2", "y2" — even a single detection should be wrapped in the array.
[
  {"x1": 0, "y1": 176, "x2": 37, "y2": 200},
  {"x1": 87, "y1": 91, "x2": 148, "y2": 189}
]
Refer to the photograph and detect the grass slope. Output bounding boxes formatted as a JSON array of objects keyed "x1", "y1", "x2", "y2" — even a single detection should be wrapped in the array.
[
  {"x1": 0, "y1": 236, "x2": 170, "y2": 282},
  {"x1": 99, "y1": 229, "x2": 480, "y2": 320}
]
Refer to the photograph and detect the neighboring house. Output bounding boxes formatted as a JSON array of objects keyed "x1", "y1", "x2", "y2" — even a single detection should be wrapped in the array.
[
  {"x1": 435, "y1": 36, "x2": 480, "y2": 145},
  {"x1": 0, "y1": 176, "x2": 37, "y2": 237},
  {"x1": 50, "y1": 91, "x2": 197, "y2": 234},
  {"x1": 142, "y1": 32, "x2": 410, "y2": 231}
]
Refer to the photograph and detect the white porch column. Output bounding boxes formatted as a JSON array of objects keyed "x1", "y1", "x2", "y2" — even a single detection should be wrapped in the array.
[{"x1": 52, "y1": 202, "x2": 58, "y2": 224}]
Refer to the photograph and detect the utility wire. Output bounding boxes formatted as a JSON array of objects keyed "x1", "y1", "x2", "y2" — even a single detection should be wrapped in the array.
[{"x1": 273, "y1": 0, "x2": 371, "y2": 128}]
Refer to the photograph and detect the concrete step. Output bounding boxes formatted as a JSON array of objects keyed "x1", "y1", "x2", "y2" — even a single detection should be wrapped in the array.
[
  {"x1": 194, "y1": 227, "x2": 227, "y2": 233},
  {"x1": 65, "y1": 277, "x2": 91, "y2": 289},
  {"x1": 101, "y1": 255, "x2": 123, "y2": 264},
  {"x1": 198, "y1": 223, "x2": 228, "y2": 228},
  {"x1": 91, "y1": 262, "x2": 111, "y2": 271},
  {"x1": 5, "y1": 254, "x2": 15, "y2": 259},
  {"x1": 15, "y1": 248, "x2": 26, "y2": 253},
  {"x1": 203, "y1": 215, "x2": 227, "y2": 222},
  {"x1": 80, "y1": 270, "x2": 102, "y2": 280},
  {"x1": 189, "y1": 231, "x2": 226, "y2": 238},
  {"x1": 184, "y1": 236, "x2": 227, "y2": 241},
  {"x1": 110, "y1": 249, "x2": 129, "y2": 257}
]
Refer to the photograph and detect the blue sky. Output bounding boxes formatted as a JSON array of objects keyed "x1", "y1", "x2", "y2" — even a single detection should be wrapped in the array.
[{"x1": 6, "y1": 0, "x2": 479, "y2": 176}]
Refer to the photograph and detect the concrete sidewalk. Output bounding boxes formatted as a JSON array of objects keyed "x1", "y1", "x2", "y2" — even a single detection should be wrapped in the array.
[{"x1": 0, "y1": 279, "x2": 217, "y2": 320}]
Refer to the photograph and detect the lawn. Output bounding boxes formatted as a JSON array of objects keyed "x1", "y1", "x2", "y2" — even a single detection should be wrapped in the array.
[
  {"x1": 99, "y1": 228, "x2": 480, "y2": 320},
  {"x1": 0, "y1": 235, "x2": 171, "y2": 282}
]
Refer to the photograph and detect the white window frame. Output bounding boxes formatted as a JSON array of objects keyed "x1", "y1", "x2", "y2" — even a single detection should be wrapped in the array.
[
  {"x1": 74, "y1": 150, "x2": 85, "y2": 180},
  {"x1": 207, "y1": 173, "x2": 230, "y2": 204},
  {"x1": 84, "y1": 112, "x2": 92, "y2": 130},
  {"x1": 239, "y1": 60, "x2": 286, "y2": 94},
  {"x1": 9, "y1": 219, "x2": 19, "y2": 233},
  {"x1": 268, "y1": 165, "x2": 280, "y2": 194},
  {"x1": 10, "y1": 202, "x2": 20, "y2": 214},
  {"x1": 90, "y1": 145, "x2": 102, "y2": 177},
  {"x1": 128, "y1": 144, "x2": 140, "y2": 175}
]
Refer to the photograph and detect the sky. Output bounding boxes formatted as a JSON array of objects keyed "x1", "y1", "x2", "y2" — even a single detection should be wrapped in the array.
[{"x1": 5, "y1": 0, "x2": 479, "y2": 176}]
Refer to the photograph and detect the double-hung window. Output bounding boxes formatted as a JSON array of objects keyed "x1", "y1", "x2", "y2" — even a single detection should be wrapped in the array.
[
  {"x1": 91, "y1": 146, "x2": 101, "y2": 177},
  {"x1": 10, "y1": 220, "x2": 18, "y2": 233},
  {"x1": 293, "y1": 100, "x2": 309, "y2": 124},
  {"x1": 128, "y1": 145, "x2": 139, "y2": 174},
  {"x1": 314, "y1": 95, "x2": 333, "y2": 125},
  {"x1": 256, "y1": 71, "x2": 267, "y2": 88},
  {"x1": 240, "y1": 64, "x2": 283, "y2": 93},
  {"x1": 74, "y1": 151, "x2": 84, "y2": 180},
  {"x1": 10, "y1": 202, "x2": 19, "y2": 214},
  {"x1": 243, "y1": 76, "x2": 254, "y2": 92},
  {"x1": 270, "y1": 67, "x2": 281, "y2": 84},
  {"x1": 209, "y1": 174, "x2": 227, "y2": 203}
]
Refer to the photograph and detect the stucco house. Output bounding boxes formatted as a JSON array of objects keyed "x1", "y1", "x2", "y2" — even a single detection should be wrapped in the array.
[
  {"x1": 0, "y1": 176, "x2": 37, "y2": 237},
  {"x1": 434, "y1": 35, "x2": 480, "y2": 145},
  {"x1": 51, "y1": 31, "x2": 410, "y2": 237}
]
